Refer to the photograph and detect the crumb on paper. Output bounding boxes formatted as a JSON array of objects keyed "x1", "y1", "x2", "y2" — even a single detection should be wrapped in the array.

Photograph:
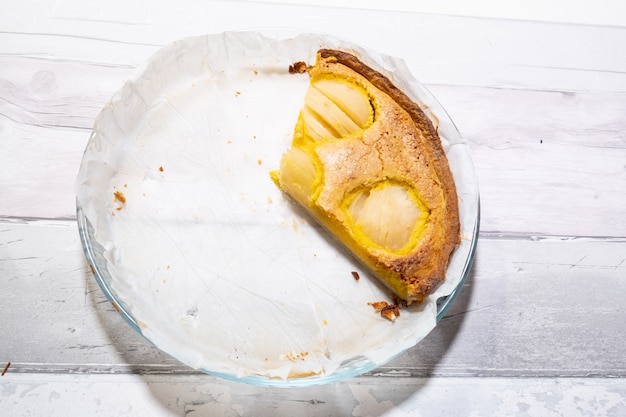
[
  {"x1": 267, "y1": 196, "x2": 273, "y2": 204},
  {"x1": 235, "y1": 91, "x2": 241, "y2": 96},
  {"x1": 351, "y1": 271, "x2": 360, "y2": 281},
  {"x1": 111, "y1": 302, "x2": 121, "y2": 313},
  {"x1": 159, "y1": 166, "x2": 164, "y2": 172},
  {"x1": 89, "y1": 264, "x2": 96, "y2": 275},
  {"x1": 113, "y1": 190, "x2": 126, "y2": 213},
  {"x1": 281, "y1": 351, "x2": 309, "y2": 362},
  {"x1": 289, "y1": 61, "x2": 308, "y2": 74},
  {"x1": 322, "y1": 320, "x2": 328, "y2": 325},
  {"x1": 257, "y1": 159, "x2": 262, "y2": 165},
  {"x1": 287, "y1": 368, "x2": 324, "y2": 379},
  {"x1": 380, "y1": 304, "x2": 400, "y2": 321},
  {"x1": 368, "y1": 301, "x2": 388, "y2": 312},
  {"x1": 254, "y1": 69, "x2": 259, "y2": 75},
  {"x1": 113, "y1": 190, "x2": 126, "y2": 204},
  {"x1": 368, "y1": 301, "x2": 401, "y2": 321}
]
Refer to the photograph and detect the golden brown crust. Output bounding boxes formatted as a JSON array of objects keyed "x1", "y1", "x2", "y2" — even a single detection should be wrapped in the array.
[{"x1": 289, "y1": 61, "x2": 308, "y2": 74}]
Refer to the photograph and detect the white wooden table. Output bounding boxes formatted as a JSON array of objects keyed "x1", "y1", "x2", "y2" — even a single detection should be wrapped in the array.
[{"x1": 2, "y1": 1, "x2": 625, "y2": 415}]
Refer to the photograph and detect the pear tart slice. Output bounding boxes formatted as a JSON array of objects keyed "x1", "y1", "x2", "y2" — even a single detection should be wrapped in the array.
[{"x1": 272, "y1": 49, "x2": 460, "y2": 305}]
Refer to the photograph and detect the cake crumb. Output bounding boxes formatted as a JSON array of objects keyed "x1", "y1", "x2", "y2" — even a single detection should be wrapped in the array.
[
  {"x1": 282, "y1": 351, "x2": 309, "y2": 362},
  {"x1": 368, "y1": 301, "x2": 401, "y2": 321},
  {"x1": 113, "y1": 190, "x2": 126, "y2": 204},
  {"x1": 380, "y1": 304, "x2": 400, "y2": 321},
  {"x1": 351, "y1": 271, "x2": 360, "y2": 281},
  {"x1": 289, "y1": 61, "x2": 308, "y2": 74},
  {"x1": 368, "y1": 301, "x2": 388, "y2": 312},
  {"x1": 159, "y1": 166, "x2": 164, "y2": 172}
]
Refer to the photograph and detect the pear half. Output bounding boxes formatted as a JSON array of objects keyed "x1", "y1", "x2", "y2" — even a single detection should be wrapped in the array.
[{"x1": 272, "y1": 50, "x2": 460, "y2": 305}]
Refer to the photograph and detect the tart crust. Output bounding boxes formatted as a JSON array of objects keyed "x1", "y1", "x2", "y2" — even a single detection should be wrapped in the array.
[{"x1": 274, "y1": 49, "x2": 460, "y2": 305}]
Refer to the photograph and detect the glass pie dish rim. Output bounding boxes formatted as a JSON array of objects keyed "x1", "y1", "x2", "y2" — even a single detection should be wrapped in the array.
[{"x1": 75, "y1": 30, "x2": 481, "y2": 387}]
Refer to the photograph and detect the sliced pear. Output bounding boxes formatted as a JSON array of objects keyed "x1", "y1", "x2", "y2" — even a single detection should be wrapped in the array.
[
  {"x1": 312, "y1": 79, "x2": 371, "y2": 128},
  {"x1": 303, "y1": 85, "x2": 360, "y2": 137},
  {"x1": 348, "y1": 184, "x2": 422, "y2": 252},
  {"x1": 298, "y1": 78, "x2": 372, "y2": 143},
  {"x1": 300, "y1": 107, "x2": 337, "y2": 142},
  {"x1": 278, "y1": 147, "x2": 317, "y2": 205}
]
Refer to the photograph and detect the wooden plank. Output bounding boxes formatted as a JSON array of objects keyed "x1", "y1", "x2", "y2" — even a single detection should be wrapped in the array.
[
  {"x1": 429, "y1": 85, "x2": 626, "y2": 238},
  {"x1": 1, "y1": 220, "x2": 625, "y2": 378},
  {"x1": 380, "y1": 234, "x2": 626, "y2": 378},
  {"x1": 2, "y1": 4, "x2": 625, "y2": 234},
  {"x1": 2, "y1": 373, "x2": 625, "y2": 417},
  {"x1": 0, "y1": 56, "x2": 133, "y2": 220},
  {"x1": 241, "y1": 0, "x2": 626, "y2": 27},
  {"x1": 2, "y1": 2, "x2": 625, "y2": 91},
  {"x1": 0, "y1": 219, "x2": 180, "y2": 371},
  {"x1": 1, "y1": 56, "x2": 625, "y2": 235},
  {"x1": 3, "y1": 5, "x2": 626, "y2": 236}
]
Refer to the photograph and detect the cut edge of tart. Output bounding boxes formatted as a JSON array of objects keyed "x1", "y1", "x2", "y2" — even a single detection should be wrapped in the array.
[{"x1": 271, "y1": 49, "x2": 460, "y2": 305}]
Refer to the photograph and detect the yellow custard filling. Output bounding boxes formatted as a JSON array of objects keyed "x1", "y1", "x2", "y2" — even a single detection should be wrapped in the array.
[{"x1": 272, "y1": 72, "x2": 430, "y2": 256}]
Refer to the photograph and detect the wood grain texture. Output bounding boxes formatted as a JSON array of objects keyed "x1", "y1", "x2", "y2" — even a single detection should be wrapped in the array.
[
  {"x1": 2, "y1": 0, "x2": 626, "y2": 415},
  {"x1": 2, "y1": 220, "x2": 624, "y2": 377},
  {"x1": 2, "y1": 373, "x2": 626, "y2": 417},
  {"x1": 7, "y1": 81, "x2": 624, "y2": 235},
  {"x1": 2, "y1": 5, "x2": 625, "y2": 235}
]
